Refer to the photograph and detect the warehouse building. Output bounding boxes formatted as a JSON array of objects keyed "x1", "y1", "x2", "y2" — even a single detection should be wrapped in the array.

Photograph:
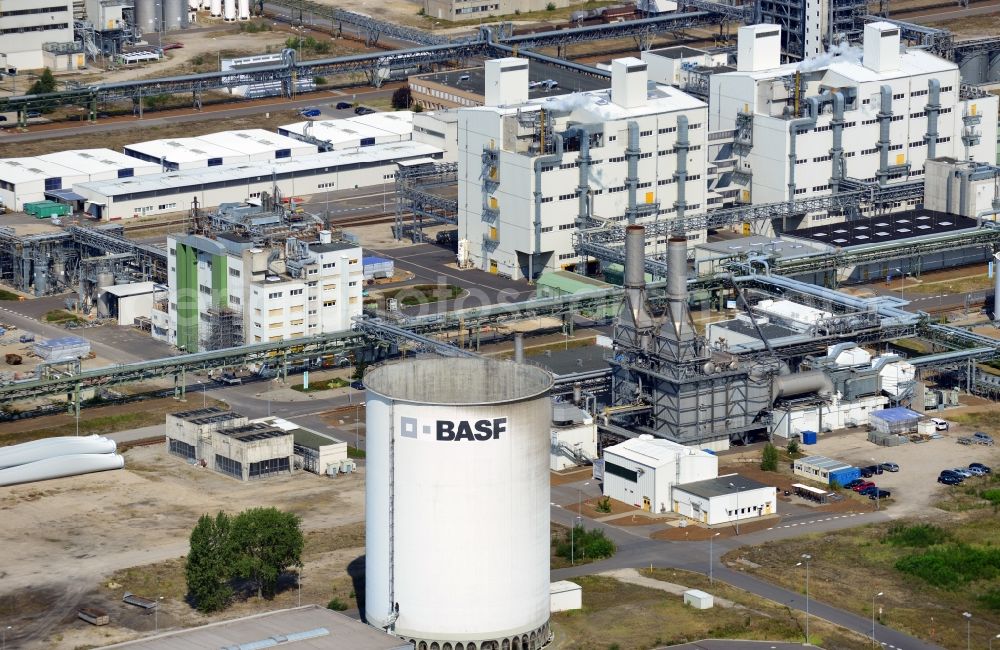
[
  {"x1": 601, "y1": 435, "x2": 718, "y2": 513},
  {"x1": 671, "y1": 474, "x2": 777, "y2": 525},
  {"x1": 279, "y1": 112, "x2": 414, "y2": 150},
  {"x1": 166, "y1": 408, "x2": 294, "y2": 481},
  {"x1": 458, "y1": 57, "x2": 709, "y2": 280},
  {"x1": 164, "y1": 231, "x2": 363, "y2": 352},
  {"x1": 74, "y1": 142, "x2": 442, "y2": 221},
  {"x1": 412, "y1": 111, "x2": 459, "y2": 161},
  {"x1": 708, "y1": 24, "x2": 998, "y2": 219},
  {"x1": 255, "y1": 416, "x2": 349, "y2": 476},
  {"x1": 123, "y1": 129, "x2": 316, "y2": 170}
]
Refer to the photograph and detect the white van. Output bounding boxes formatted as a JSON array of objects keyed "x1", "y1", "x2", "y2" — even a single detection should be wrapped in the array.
[{"x1": 930, "y1": 418, "x2": 949, "y2": 431}]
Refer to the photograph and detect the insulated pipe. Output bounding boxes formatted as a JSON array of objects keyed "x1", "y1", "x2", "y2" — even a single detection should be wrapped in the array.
[
  {"x1": 624, "y1": 225, "x2": 646, "y2": 289},
  {"x1": 786, "y1": 98, "x2": 819, "y2": 202},
  {"x1": 626, "y1": 121, "x2": 641, "y2": 224},
  {"x1": 925, "y1": 79, "x2": 941, "y2": 160},
  {"x1": 877, "y1": 85, "x2": 893, "y2": 188},
  {"x1": 994, "y1": 251, "x2": 1000, "y2": 321},
  {"x1": 572, "y1": 381, "x2": 582, "y2": 405},
  {"x1": 514, "y1": 333, "x2": 525, "y2": 363},
  {"x1": 567, "y1": 124, "x2": 601, "y2": 227},
  {"x1": 772, "y1": 369, "x2": 834, "y2": 401},
  {"x1": 829, "y1": 91, "x2": 845, "y2": 194},
  {"x1": 531, "y1": 131, "x2": 563, "y2": 281},
  {"x1": 667, "y1": 237, "x2": 688, "y2": 300},
  {"x1": 673, "y1": 115, "x2": 689, "y2": 221}
]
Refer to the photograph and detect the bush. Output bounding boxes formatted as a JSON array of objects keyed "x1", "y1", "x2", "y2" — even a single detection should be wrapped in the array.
[
  {"x1": 327, "y1": 598, "x2": 349, "y2": 611},
  {"x1": 595, "y1": 496, "x2": 612, "y2": 513},
  {"x1": 895, "y1": 544, "x2": 1000, "y2": 589},
  {"x1": 786, "y1": 439, "x2": 799, "y2": 455},
  {"x1": 546, "y1": 2, "x2": 556, "y2": 9},
  {"x1": 982, "y1": 488, "x2": 1000, "y2": 504},
  {"x1": 760, "y1": 442, "x2": 779, "y2": 472},
  {"x1": 884, "y1": 523, "x2": 951, "y2": 547},
  {"x1": 554, "y1": 526, "x2": 616, "y2": 562},
  {"x1": 314, "y1": 76, "x2": 327, "y2": 86},
  {"x1": 391, "y1": 87, "x2": 412, "y2": 110}
]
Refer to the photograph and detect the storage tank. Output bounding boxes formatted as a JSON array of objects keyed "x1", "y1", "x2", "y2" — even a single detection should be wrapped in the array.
[
  {"x1": 238, "y1": 0, "x2": 250, "y2": 19},
  {"x1": 133, "y1": 0, "x2": 159, "y2": 36},
  {"x1": 365, "y1": 358, "x2": 553, "y2": 649},
  {"x1": 210, "y1": 0, "x2": 222, "y2": 15},
  {"x1": 223, "y1": 0, "x2": 236, "y2": 21},
  {"x1": 163, "y1": 0, "x2": 184, "y2": 29}
]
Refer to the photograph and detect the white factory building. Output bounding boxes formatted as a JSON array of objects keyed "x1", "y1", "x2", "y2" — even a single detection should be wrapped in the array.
[
  {"x1": 160, "y1": 232, "x2": 363, "y2": 352},
  {"x1": 74, "y1": 142, "x2": 443, "y2": 220},
  {"x1": 550, "y1": 402, "x2": 598, "y2": 471},
  {"x1": 0, "y1": 150, "x2": 161, "y2": 212},
  {"x1": 671, "y1": 474, "x2": 777, "y2": 525},
  {"x1": 601, "y1": 435, "x2": 718, "y2": 513},
  {"x1": 457, "y1": 57, "x2": 709, "y2": 280},
  {"x1": 278, "y1": 112, "x2": 414, "y2": 150},
  {"x1": 709, "y1": 23, "x2": 998, "y2": 220},
  {"x1": 122, "y1": 129, "x2": 317, "y2": 171},
  {"x1": 0, "y1": 0, "x2": 79, "y2": 71}
]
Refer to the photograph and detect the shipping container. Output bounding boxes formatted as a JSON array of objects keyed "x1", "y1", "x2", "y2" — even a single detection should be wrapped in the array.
[
  {"x1": 802, "y1": 430, "x2": 817, "y2": 445},
  {"x1": 828, "y1": 466, "x2": 860, "y2": 487}
]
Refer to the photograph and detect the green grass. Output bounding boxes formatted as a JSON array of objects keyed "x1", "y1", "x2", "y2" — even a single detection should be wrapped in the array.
[
  {"x1": 382, "y1": 284, "x2": 463, "y2": 306},
  {"x1": 347, "y1": 446, "x2": 366, "y2": 459},
  {"x1": 0, "y1": 289, "x2": 19, "y2": 300},
  {"x1": 290, "y1": 378, "x2": 349, "y2": 393},
  {"x1": 44, "y1": 309, "x2": 84, "y2": 325}
]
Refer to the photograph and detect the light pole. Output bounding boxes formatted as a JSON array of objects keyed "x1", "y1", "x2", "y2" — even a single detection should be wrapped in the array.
[
  {"x1": 355, "y1": 401, "x2": 361, "y2": 450},
  {"x1": 872, "y1": 592, "x2": 883, "y2": 647},
  {"x1": 571, "y1": 515, "x2": 581, "y2": 565},
  {"x1": 3, "y1": 625, "x2": 11, "y2": 650},
  {"x1": 990, "y1": 632, "x2": 1000, "y2": 649},
  {"x1": 892, "y1": 267, "x2": 906, "y2": 301},
  {"x1": 797, "y1": 554, "x2": 812, "y2": 644},
  {"x1": 709, "y1": 532, "x2": 720, "y2": 584},
  {"x1": 578, "y1": 481, "x2": 590, "y2": 517},
  {"x1": 154, "y1": 596, "x2": 163, "y2": 633},
  {"x1": 963, "y1": 612, "x2": 972, "y2": 650},
  {"x1": 202, "y1": 380, "x2": 207, "y2": 408},
  {"x1": 298, "y1": 567, "x2": 303, "y2": 607}
]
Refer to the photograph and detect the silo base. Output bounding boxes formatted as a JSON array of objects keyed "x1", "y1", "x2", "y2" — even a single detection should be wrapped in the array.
[{"x1": 396, "y1": 620, "x2": 551, "y2": 650}]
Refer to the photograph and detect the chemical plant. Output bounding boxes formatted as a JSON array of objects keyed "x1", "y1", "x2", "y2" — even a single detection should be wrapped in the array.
[{"x1": 4, "y1": 0, "x2": 1000, "y2": 647}]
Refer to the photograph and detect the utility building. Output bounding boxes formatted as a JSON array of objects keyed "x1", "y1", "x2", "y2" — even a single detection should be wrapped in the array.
[
  {"x1": 709, "y1": 24, "x2": 998, "y2": 222},
  {"x1": 601, "y1": 435, "x2": 718, "y2": 512},
  {"x1": 165, "y1": 231, "x2": 362, "y2": 352},
  {"x1": 672, "y1": 474, "x2": 777, "y2": 525},
  {"x1": 457, "y1": 57, "x2": 709, "y2": 280},
  {"x1": 0, "y1": 0, "x2": 78, "y2": 70}
]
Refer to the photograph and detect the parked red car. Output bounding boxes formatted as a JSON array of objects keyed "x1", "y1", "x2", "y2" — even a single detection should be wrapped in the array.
[{"x1": 852, "y1": 481, "x2": 875, "y2": 492}]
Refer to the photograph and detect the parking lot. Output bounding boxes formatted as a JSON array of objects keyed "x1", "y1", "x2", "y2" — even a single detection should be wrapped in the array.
[{"x1": 800, "y1": 418, "x2": 1000, "y2": 517}]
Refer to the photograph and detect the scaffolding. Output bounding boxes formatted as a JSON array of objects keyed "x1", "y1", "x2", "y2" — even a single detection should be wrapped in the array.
[
  {"x1": 758, "y1": 0, "x2": 867, "y2": 59},
  {"x1": 201, "y1": 307, "x2": 244, "y2": 352}
]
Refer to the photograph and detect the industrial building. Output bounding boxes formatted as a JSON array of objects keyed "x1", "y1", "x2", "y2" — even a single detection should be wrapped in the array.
[
  {"x1": 758, "y1": 0, "x2": 867, "y2": 58},
  {"x1": 279, "y1": 112, "x2": 415, "y2": 151},
  {"x1": 409, "y1": 64, "x2": 609, "y2": 111},
  {"x1": 708, "y1": 24, "x2": 998, "y2": 216},
  {"x1": 641, "y1": 46, "x2": 732, "y2": 99},
  {"x1": 365, "y1": 358, "x2": 554, "y2": 649},
  {"x1": 123, "y1": 129, "x2": 317, "y2": 170},
  {"x1": 222, "y1": 53, "x2": 316, "y2": 98},
  {"x1": 671, "y1": 474, "x2": 777, "y2": 525},
  {"x1": 166, "y1": 407, "x2": 295, "y2": 481},
  {"x1": 0, "y1": 0, "x2": 79, "y2": 70},
  {"x1": 550, "y1": 401, "x2": 598, "y2": 470},
  {"x1": 421, "y1": 0, "x2": 577, "y2": 21},
  {"x1": 74, "y1": 142, "x2": 442, "y2": 220},
  {"x1": 96, "y1": 281, "x2": 158, "y2": 326},
  {"x1": 458, "y1": 57, "x2": 709, "y2": 280},
  {"x1": 255, "y1": 415, "x2": 350, "y2": 476},
  {"x1": 793, "y1": 454, "x2": 860, "y2": 486},
  {"x1": 163, "y1": 226, "x2": 363, "y2": 352},
  {"x1": 0, "y1": 149, "x2": 160, "y2": 213},
  {"x1": 601, "y1": 435, "x2": 718, "y2": 513}
]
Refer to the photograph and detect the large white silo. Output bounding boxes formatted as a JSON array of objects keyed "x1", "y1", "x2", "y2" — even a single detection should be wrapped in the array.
[
  {"x1": 223, "y1": 0, "x2": 236, "y2": 21},
  {"x1": 210, "y1": 0, "x2": 222, "y2": 16},
  {"x1": 237, "y1": 0, "x2": 250, "y2": 19},
  {"x1": 365, "y1": 358, "x2": 553, "y2": 650}
]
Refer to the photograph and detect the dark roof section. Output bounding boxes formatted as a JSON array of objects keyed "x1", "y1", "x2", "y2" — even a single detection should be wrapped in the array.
[
  {"x1": 173, "y1": 406, "x2": 226, "y2": 420},
  {"x1": 646, "y1": 46, "x2": 706, "y2": 59},
  {"x1": 414, "y1": 62, "x2": 609, "y2": 99},
  {"x1": 528, "y1": 344, "x2": 610, "y2": 376},
  {"x1": 713, "y1": 318, "x2": 799, "y2": 343},
  {"x1": 218, "y1": 422, "x2": 291, "y2": 442},
  {"x1": 310, "y1": 241, "x2": 358, "y2": 253},
  {"x1": 791, "y1": 210, "x2": 978, "y2": 247},
  {"x1": 674, "y1": 474, "x2": 774, "y2": 499}
]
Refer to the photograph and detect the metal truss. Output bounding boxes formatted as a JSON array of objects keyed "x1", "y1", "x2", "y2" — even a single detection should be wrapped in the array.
[
  {"x1": 352, "y1": 317, "x2": 477, "y2": 357},
  {"x1": 501, "y1": 11, "x2": 715, "y2": 49},
  {"x1": 268, "y1": 0, "x2": 451, "y2": 46},
  {"x1": 863, "y1": 15, "x2": 952, "y2": 55},
  {"x1": 395, "y1": 162, "x2": 459, "y2": 241},
  {"x1": 682, "y1": 0, "x2": 755, "y2": 24}
]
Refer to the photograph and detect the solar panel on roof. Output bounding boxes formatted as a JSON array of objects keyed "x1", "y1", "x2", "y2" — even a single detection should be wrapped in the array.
[
  {"x1": 833, "y1": 238, "x2": 847, "y2": 243},
  {"x1": 876, "y1": 231, "x2": 890, "y2": 236},
  {"x1": 857, "y1": 235, "x2": 869, "y2": 239},
  {"x1": 941, "y1": 221, "x2": 952, "y2": 226},
  {"x1": 898, "y1": 228, "x2": 910, "y2": 232}
]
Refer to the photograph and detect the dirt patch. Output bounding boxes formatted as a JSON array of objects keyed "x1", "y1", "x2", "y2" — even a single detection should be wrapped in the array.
[
  {"x1": 551, "y1": 466, "x2": 594, "y2": 486},
  {"x1": 651, "y1": 516, "x2": 780, "y2": 541}
]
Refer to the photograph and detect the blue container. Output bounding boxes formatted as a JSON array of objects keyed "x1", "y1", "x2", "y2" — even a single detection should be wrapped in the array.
[
  {"x1": 802, "y1": 430, "x2": 818, "y2": 445},
  {"x1": 829, "y1": 466, "x2": 861, "y2": 487}
]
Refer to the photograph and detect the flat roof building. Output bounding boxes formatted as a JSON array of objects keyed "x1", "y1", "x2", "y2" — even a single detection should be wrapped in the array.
[
  {"x1": 672, "y1": 473, "x2": 777, "y2": 525},
  {"x1": 602, "y1": 435, "x2": 718, "y2": 513},
  {"x1": 278, "y1": 112, "x2": 414, "y2": 150},
  {"x1": 410, "y1": 64, "x2": 609, "y2": 110}
]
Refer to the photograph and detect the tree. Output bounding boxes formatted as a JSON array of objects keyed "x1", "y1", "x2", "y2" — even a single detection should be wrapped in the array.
[
  {"x1": 786, "y1": 439, "x2": 800, "y2": 456},
  {"x1": 230, "y1": 507, "x2": 303, "y2": 599},
  {"x1": 760, "y1": 442, "x2": 779, "y2": 472},
  {"x1": 186, "y1": 512, "x2": 235, "y2": 613},
  {"x1": 391, "y1": 87, "x2": 412, "y2": 110},
  {"x1": 28, "y1": 68, "x2": 57, "y2": 99}
]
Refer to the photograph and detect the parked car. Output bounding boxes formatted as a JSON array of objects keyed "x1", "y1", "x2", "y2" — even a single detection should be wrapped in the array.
[
  {"x1": 970, "y1": 462, "x2": 992, "y2": 474},
  {"x1": 299, "y1": 107, "x2": 321, "y2": 118},
  {"x1": 26, "y1": 110, "x2": 41, "y2": 118},
  {"x1": 966, "y1": 466, "x2": 987, "y2": 477},
  {"x1": 858, "y1": 485, "x2": 880, "y2": 497},
  {"x1": 216, "y1": 373, "x2": 242, "y2": 386},
  {"x1": 354, "y1": 106, "x2": 376, "y2": 115},
  {"x1": 853, "y1": 481, "x2": 876, "y2": 492},
  {"x1": 844, "y1": 479, "x2": 865, "y2": 489},
  {"x1": 930, "y1": 417, "x2": 949, "y2": 431},
  {"x1": 950, "y1": 467, "x2": 974, "y2": 478},
  {"x1": 938, "y1": 472, "x2": 963, "y2": 485},
  {"x1": 860, "y1": 465, "x2": 883, "y2": 478},
  {"x1": 869, "y1": 488, "x2": 892, "y2": 500},
  {"x1": 879, "y1": 462, "x2": 899, "y2": 472},
  {"x1": 973, "y1": 432, "x2": 995, "y2": 446},
  {"x1": 336, "y1": 101, "x2": 352, "y2": 109},
  {"x1": 350, "y1": 380, "x2": 364, "y2": 390}
]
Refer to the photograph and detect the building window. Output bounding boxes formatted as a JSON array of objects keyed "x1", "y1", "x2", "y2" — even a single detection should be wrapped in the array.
[
  {"x1": 215, "y1": 454, "x2": 243, "y2": 479},
  {"x1": 604, "y1": 461, "x2": 638, "y2": 482},
  {"x1": 268, "y1": 292, "x2": 282, "y2": 299},
  {"x1": 248, "y1": 457, "x2": 290, "y2": 479},
  {"x1": 199, "y1": 285, "x2": 211, "y2": 295},
  {"x1": 169, "y1": 439, "x2": 196, "y2": 459},
  {"x1": 290, "y1": 288, "x2": 303, "y2": 296},
  {"x1": 207, "y1": 157, "x2": 223, "y2": 166},
  {"x1": 229, "y1": 268, "x2": 240, "y2": 277}
]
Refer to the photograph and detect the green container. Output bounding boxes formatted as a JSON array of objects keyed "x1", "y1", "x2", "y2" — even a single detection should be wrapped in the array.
[{"x1": 25, "y1": 201, "x2": 69, "y2": 218}]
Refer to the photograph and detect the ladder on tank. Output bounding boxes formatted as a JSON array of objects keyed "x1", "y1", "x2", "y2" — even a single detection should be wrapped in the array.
[{"x1": 386, "y1": 411, "x2": 398, "y2": 630}]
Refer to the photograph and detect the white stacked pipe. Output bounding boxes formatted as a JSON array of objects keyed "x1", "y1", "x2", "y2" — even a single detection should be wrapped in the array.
[
  {"x1": 0, "y1": 435, "x2": 123, "y2": 487},
  {"x1": 223, "y1": 0, "x2": 236, "y2": 20},
  {"x1": 0, "y1": 435, "x2": 116, "y2": 470},
  {"x1": 210, "y1": 0, "x2": 222, "y2": 16},
  {"x1": 238, "y1": 0, "x2": 250, "y2": 19}
]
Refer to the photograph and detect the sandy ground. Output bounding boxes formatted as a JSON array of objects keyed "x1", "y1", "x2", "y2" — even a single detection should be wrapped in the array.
[{"x1": 0, "y1": 443, "x2": 365, "y2": 649}]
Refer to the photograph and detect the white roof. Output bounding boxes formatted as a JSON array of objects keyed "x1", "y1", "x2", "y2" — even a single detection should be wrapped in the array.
[
  {"x1": 0, "y1": 157, "x2": 82, "y2": 184},
  {"x1": 824, "y1": 49, "x2": 955, "y2": 83},
  {"x1": 550, "y1": 580, "x2": 581, "y2": 594},
  {"x1": 350, "y1": 111, "x2": 414, "y2": 135},
  {"x1": 537, "y1": 84, "x2": 705, "y2": 119},
  {"x1": 124, "y1": 137, "x2": 245, "y2": 163},
  {"x1": 36, "y1": 149, "x2": 160, "y2": 175},
  {"x1": 280, "y1": 113, "x2": 414, "y2": 146},
  {"x1": 75, "y1": 142, "x2": 442, "y2": 198},
  {"x1": 100, "y1": 281, "x2": 157, "y2": 297},
  {"x1": 194, "y1": 129, "x2": 317, "y2": 156},
  {"x1": 604, "y1": 436, "x2": 710, "y2": 468}
]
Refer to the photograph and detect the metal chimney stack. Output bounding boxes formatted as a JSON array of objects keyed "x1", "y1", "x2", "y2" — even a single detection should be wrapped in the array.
[
  {"x1": 667, "y1": 237, "x2": 688, "y2": 301},
  {"x1": 624, "y1": 225, "x2": 646, "y2": 289},
  {"x1": 514, "y1": 333, "x2": 525, "y2": 363}
]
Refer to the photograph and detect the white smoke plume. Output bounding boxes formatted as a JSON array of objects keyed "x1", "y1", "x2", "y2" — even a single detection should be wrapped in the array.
[{"x1": 796, "y1": 42, "x2": 864, "y2": 73}]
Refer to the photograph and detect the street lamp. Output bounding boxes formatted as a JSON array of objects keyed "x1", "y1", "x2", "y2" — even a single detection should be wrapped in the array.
[
  {"x1": 709, "y1": 532, "x2": 720, "y2": 584},
  {"x1": 298, "y1": 567, "x2": 303, "y2": 607},
  {"x1": 3, "y1": 625, "x2": 11, "y2": 650},
  {"x1": 796, "y1": 554, "x2": 812, "y2": 644},
  {"x1": 579, "y1": 481, "x2": 590, "y2": 517},
  {"x1": 201, "y1": 380, "x2": 207, "y2": 408},
  {"x1": 154, "y1": 596, "x2": 164, "y2": 634},
  {"x1": 892, "y1": 267, "x2": 906, "y2": 301},
  {"x1": 571, "y1": 515, "x2": 582, "y2": 565},
  {"x1": 989, "y1": 632, "x2": 1000, "y2": 649},
  {"x1": 872, "y1": 592, "x2": 883, "y2": 648},
  {"x1": 963, "y1": 612, "x2": 972, "y2": 650}
]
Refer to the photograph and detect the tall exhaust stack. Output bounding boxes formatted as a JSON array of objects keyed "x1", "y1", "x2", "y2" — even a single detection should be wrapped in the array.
[
  {"x1": 659, "y1": 236, "x2": 701, "y2": 361},
  {"x1": 617, "y1": 225, "x2": 656, "y2": 349}
]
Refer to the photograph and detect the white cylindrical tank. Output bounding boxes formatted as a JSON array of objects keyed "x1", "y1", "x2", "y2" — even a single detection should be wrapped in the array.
[
  {"x1": 238, "y1": 0, "x2": 250, "y2": 19},
  {"x1": 210, "y1": 0, "x2": 222, "y2": 15},
  {"x1": 188, "y1": 0, "x2": 199, "y2": 9},
  {"x1": 365, "y1": 358, "x2": 553, "y2": 649},
  {"x1": 223, "y1": 0, "x2": 236, "y2": 20}
]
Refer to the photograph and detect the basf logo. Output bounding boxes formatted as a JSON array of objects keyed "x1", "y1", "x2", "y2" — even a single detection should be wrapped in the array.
[{"x1": 399, "y1": 416, "x2": 507, "y2": 442}]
